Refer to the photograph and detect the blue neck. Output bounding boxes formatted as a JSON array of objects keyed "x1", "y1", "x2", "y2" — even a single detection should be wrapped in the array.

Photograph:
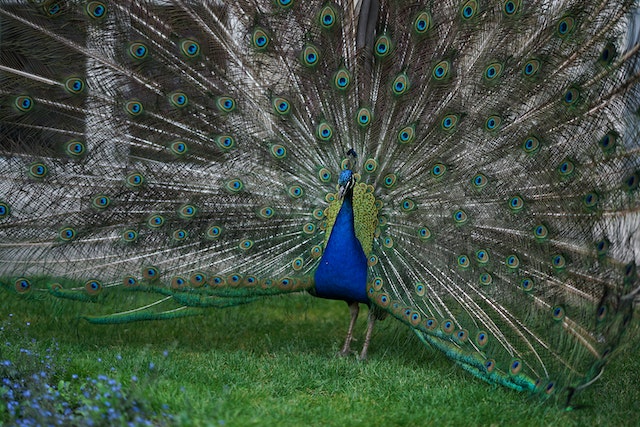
[{"x1": 313, "y1": 193, "x2": 369, "y2": 303}]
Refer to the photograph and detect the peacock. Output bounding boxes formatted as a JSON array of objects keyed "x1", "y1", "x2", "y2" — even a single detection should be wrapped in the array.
[{"x1": 1, "y1": 0, "x2": 639, "y2": 407}]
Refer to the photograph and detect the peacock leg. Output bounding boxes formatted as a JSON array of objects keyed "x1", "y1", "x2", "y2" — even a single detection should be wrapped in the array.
[
  {"x1": 359, "y1": 308, "x2": 377, "y2": 360},
  {"x1": 339, "y1": 301, "x2": 360, "y2": 356}
]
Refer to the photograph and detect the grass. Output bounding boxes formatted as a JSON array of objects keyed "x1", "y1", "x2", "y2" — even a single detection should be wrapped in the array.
[{"x1": 1, "y1": 291, "x2": 639, "y2": 426}]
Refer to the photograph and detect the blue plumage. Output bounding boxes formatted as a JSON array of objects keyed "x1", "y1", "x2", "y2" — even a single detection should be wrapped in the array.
[{"x1": 314, "y1": 170, "x2": 369, "y2": 304}]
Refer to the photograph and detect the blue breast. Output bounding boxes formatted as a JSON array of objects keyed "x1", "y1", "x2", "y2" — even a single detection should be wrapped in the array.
[{"x1": 313, "y1": 194, "x2": 369, "y2": 303}]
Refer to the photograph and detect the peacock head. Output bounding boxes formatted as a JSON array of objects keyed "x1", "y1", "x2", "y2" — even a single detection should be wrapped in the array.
[{"x1": 338, "y1": 169, "x2": 354, "y2": 199}]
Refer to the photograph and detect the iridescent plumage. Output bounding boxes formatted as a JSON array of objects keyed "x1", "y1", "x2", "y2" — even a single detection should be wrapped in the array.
[{"x1": 0, "y1": 0, "x2": 639, "y2": 405}]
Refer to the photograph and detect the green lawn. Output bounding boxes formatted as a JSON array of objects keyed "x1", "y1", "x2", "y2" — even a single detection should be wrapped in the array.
[{"x1": 1, "y1": 292, "x2": 639, "y2": 426}]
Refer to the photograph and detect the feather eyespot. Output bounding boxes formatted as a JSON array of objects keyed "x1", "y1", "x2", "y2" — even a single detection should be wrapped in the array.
[
  {"x1": 432, "y1": 60, "x2": 450, "y2": 80},
  {"x1": 65, "y1": 140, "x2": 86, "y2": 157},
  {"x1": 552, "y1": 306, "x2": 565, "y2": 321},
  {"x1": 272, "y1": 97, "x2": 290, "y2": 115},
  {"x1": 318, "y1": 168, "x2": 331, "y2": 183},
  {"x1": 364, "y1": 158, "x2": 378, "y2": 173},
  {"x1": 301, "y1": 44, "x2": 320, "y2": 67},
  {"x1": 373, "y1": 34, "x2": 392, "y2": 58},
  {"x1": 216, "y1": 135, "x2": 235, "y2": 150},
  {"x1": 476, "y1": 331, "x2": 489, "y2": 347},
  {"x1": 413, "y1": 11, "x2": 431, "y2": 34},
  {"x1": 583, "y1": 192, "x2": 599, "y2": 209},
  {"x1": 392, "y1": 73, "x2": 409, "y2": 95},
  {"x1": 521, "y1": 278, "x2": 534, "y2": 292},
  {"x1": 15, "y1": 96, "x2": 33, "y2": 112},
  {"x1": 442, "y1": 320, "x2": 455, "y2": 334},
  {"x1": 252, "y1": 28, "x2": 269, "y2": 50},
  {"x1": 472, "y1": 173, "x2": 488, "y2": 189},
  {"x1": 59, "y1": 227, "x2": 76, "y2": 241},
  {"x1": 557, "y1": 159, "x2": 575, "y2": 177},
  {"x1": 216, "y1": 96, "x2": 236, "y2": 113},
  {"x1": 288, "y1": 185, "x2": 304, "y2": 199},
  {"x1": 276, "y1": 0, "x2": 293, "y2": 8},
  {"x1": 190, "y1": 273, "x2": 206, "y2": 288},
  {"x1": 456, "y1": 329, "x2": 469, "y2": 342},
  {"x1": 64, "y1": 77, "x2": 85, "y2": 94},
  {"x1": 317, "y1": 122, "x2": 333, "y2": 141},
  {"x1": 596, "y1": 239, "x2": 609, "y2": 256},
  {"x1": 310, "y1": 245, "x2": 322, "y2": 258},
  {"x1": 123, "y1": 276, "x2": 138, "y2": 287},
  {"x1": 598, "y1": 131, "x2": 617, "y2": 152},
  {"x1": 180, "y1": 39, "x2": 200, "y2": 58},
  {"x1": 292, "y1": 257, "x2": 304, "y2": 271},
  {"x1": 506, "y1": 254, "x2": 519, "y2": 269},
  {"x1": 484, "y1": 115, "x2": 502, "y2": 131},
  {"x1": 28, "y1": 163, "x2": 47, "y2": 179},
  {"x1": 409, "y1": 312, "x2": 422, "y2": 327},
  {"x1": 129, "y1": 42, "x2": 148, "y2": 59},
  {"x1": 333, "y1": 68, "x2": 351, "y2": 90},
  {"x1": 503, "y1": 0, "x2": 521, "y2": 16},
  {"x1": 624, "y1": 172, "x2": 639, "y2": 191},
  {"x1": 533, "y1": 224, "x2": 548, "y2": 239},
  {"x1": 551, "y1": 254, "x2": 566, "y2": 269},
  {"x1": 170, "y1": 276, "x2": 186, "y2": 289},
  {"x1": 485, "y1": 359, "x2": 496, "y2": 373},
  {"x1": 383, "y1": 173, "x2": 397, "y2": 188},
  {"x1": 86, "y1": 1, "x2": 106, "y2": 19},
  {"x1": 178, "y1": 204, "x2": 196, "y2": 219},
  {"x1": 147, "y1": 215, "x2": 165, "y2": 228},
  {"x1": 172, "y1": 229, "x2": 188, "y2": 241},
  {"x1": 523, "y1": 135, "x2": 540, "y2": 154},
  {"x1": 557, "y1": 15, "x2": 575, "y2": 38},
  {"x1": 85, "y1": 280, "x2": 102, "y2": 295},
  {"x1": 319, "y1": 5, "x2": 337, "y2": 29},
  {"x1": 563, "y1": 87, "x2": 580, "y2": 105},
  {"x1": 376, "y1": 292, "x2": 390, "y2": 307},
  {"x1": 124, "y1": 100, "x2": 143, "y2": 116},
  {"x1": 0, "y1": 202, "x2": 9, "y2": 219},
  {"x1": 483, "y1": 63, "x2": 502, "y2": 81},
  {"x1": 401, "y1": 198, "x2": 416, "y2": 212},
  {"x1": 239, "y1": 239, "x2": 254, "y2": 250},
  {"x1": 418, "y1": 227, "x2": 431, "y2": 240},
  {"x1": 509, "y1": 359, "x2": 522, "y2": 375},
  {"x1": 207, "y1": 225, "x2": 222, "y2": 239},
  {"x1": 92, "y1": 195, "x2": 110, "y2": 209},
  {"x1": 142, "y1": 266, "x2": 160, "y2": 280},
  {"x1": 441, "y1": 114, "x2": 459, "y2": 130},
  {"x1": 453, "y1": 209, "x2": 467, "y2": 224},
  {"x1": 479, "y1": 273, "x2": 492, "y2": 286},
  {"x1": 397, "y1": 125, "x2": 416, "y2": 144},
  {"x1": 457, "y1": 255, "x2": 470, "y2": 268},
  {"x1": 476, "y1": 249, "x2": 489, "y2": 264},
  {"x1": 461, "y1": 0, "x2": 478, "y2": 19},
  {"x1": 169, "y1": 92, "x2": 188, "y2": 108},
  {"x1": 270, "y1": 144, "x2": 287, "y2": 159},
  {"x1": 44, "y1": 2, "x2": 63, "y2": 16},
  {"x1": 523, "y1": 59, "x2": 540, "y2": 77},
  {"x1": 599, "y1": 42, "x2": 617, "y2": 66},
  {"x1": 508, "y1": 195, "x2": 524, "y2": 211},
  {"x1": 432, "y1": 163, "x2": 446, "y2": 177},
  {"x1": 122, "y1": 229, "x2": 138, "y2": 243},
  {"x1": 258, "y1": 206, "x2": 275, "y2": 219},
  {"x1": 356, "y1": 107, "x2": 372, "y2": 127},
  {"x1": 226, "y1": 179, "x2": 244, "y2": 193}
]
